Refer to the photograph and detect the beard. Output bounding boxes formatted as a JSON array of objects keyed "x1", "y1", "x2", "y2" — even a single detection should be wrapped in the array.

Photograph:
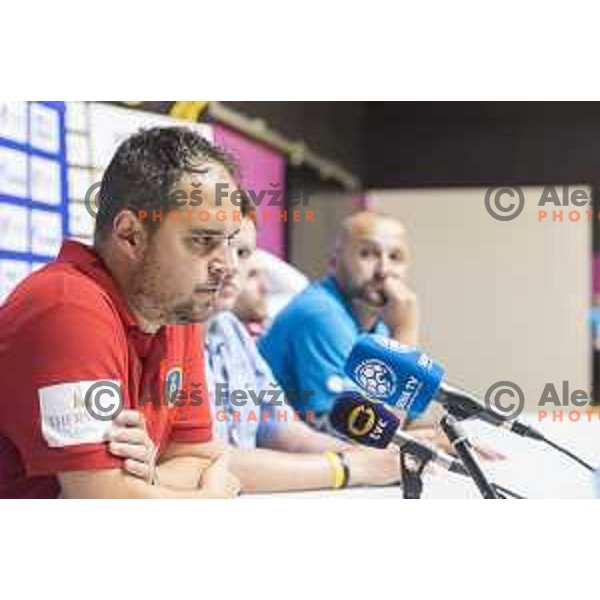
[
  {"x1": 355, "y1": 282, "x2": 387, "y2": 308},
  {"x1": 168, "y1": 296, "x2": 216, "y2": 324},
  {"x1": 161, "y1": 280, "x2": 223, "y2": 325},
  {"x1": 128, "y1": 251, "x2": 220, "y2": 328},
  {"x1": 341, "y1": 273, "x2": 387, "y2": 310}
]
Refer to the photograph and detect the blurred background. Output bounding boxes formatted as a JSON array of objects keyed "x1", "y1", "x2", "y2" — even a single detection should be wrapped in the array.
[{"x1": 0, "y1": 101, "x2": 594, "y2": 411}]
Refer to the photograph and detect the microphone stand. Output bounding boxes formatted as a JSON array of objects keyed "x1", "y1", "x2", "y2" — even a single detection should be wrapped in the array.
[
  {"x1": 438, "y1": 388, "x2": 595, "y2": 473},
  {"x1": 397, "y1": 428, "x2": 525, "y2": 499},
  {"x1": 440, "y1": 415, "x2": 500, "y2": 499},
  {"x1": 399, "y1": 441, "x2": 436, "y2": 499}
]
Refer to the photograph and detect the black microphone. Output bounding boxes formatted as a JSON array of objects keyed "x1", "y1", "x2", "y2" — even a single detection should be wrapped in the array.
[
  {"x1": 436, "y1": 383, "x2": 545, "y2": 441},
  {"x1": 329, "y1": 391, "x2": 469, "y2": 477}
]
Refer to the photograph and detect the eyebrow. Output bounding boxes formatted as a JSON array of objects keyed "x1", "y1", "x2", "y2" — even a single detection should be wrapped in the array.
[
  {"x1": 185, "y1": 166, "x2": 211, "y2": 175},
  {"x1": 189, "y1": 228, "x2": 223, "y2": 236},
  {"x1": 189, "y1": 228, "x2": 242, "y2": 239},
  {"x1": 356, "y1": 239, "x2": 381, "y2": 247},
  {"x1": 357, "y1": 240, "x2": 406, "y2": 253}
]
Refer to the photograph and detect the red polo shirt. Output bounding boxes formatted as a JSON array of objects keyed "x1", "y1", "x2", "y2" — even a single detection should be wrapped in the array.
[{"x1": 0, "y1": 241, "x2": 212, "y2": 498}]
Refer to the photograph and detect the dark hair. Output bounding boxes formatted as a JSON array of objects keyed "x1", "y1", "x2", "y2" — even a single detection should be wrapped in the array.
[{"x1": 94, "y1": 126, "x2": 247, "y2": 243}]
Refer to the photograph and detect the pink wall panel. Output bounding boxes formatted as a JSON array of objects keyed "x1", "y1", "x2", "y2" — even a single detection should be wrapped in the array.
[{"x1": 213, "y1": 124, "x2": 286, "y2": 258}]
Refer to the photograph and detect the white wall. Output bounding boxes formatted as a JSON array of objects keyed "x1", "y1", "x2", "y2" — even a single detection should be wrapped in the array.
[
  {"x1": 368, "y1": 187, "x2": 591, "y2": 410},
  {"x1": 289, "y1": 191, "x2": 357, "y2": 280},
  {"x1": 65, "y1": 102, "x2": 214, "y2": 246}
]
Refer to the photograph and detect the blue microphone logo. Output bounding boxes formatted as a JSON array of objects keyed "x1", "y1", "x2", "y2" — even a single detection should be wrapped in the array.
[{"x1": 353, "y1": 359, "x2": 398, "y2": 400}]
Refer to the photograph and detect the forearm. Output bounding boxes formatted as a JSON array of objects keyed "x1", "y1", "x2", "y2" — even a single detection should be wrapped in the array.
[
  {"x1": 58, "y1": 439, "x2": 234, "y2": 499},
  {"x1": 230, "y1": 447, "x2": 337, "y2": 494},
  {"x1": 391, "y1": 325, "x2": 419, "y2": 346},
  {"x1": 58, "y1": 469, "x2": 226, "y2": 499},
  {"x1": 155, "y1": 456, "x2": 209, "y2": 490},
  {"x1": 264, "y1": 421, "x2": 353, "y2": 454},
  {"x1": 124, "y1": 476, "x2": 228, "y2": 499},
  {"x1": 154, "y1": 440, "x2": 226, "y2": 489},
  {"x1": 405, "y1": 402, "x2": 445, "y2": 430}
]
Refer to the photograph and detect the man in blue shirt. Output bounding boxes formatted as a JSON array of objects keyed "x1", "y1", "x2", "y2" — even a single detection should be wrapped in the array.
[{"x1": 260, "y1": 211, "x2": 420, "y2": 428}]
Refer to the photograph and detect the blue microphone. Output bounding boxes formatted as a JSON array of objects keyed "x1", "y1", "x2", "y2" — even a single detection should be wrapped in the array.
[
  {"x1": 345, "y1": 334, "x2": 545, "y2": 440},
  {"x1": 344, "y1": 334, "x2": 445, "y2": 420}
]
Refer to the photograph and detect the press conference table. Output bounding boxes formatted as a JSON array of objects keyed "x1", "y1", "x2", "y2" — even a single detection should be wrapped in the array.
[{"x1": 244, "y1": 414, "x2": 600, "y2": 499}]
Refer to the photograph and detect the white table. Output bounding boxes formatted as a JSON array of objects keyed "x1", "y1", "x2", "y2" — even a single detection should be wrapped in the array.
[{"x1": 244, "y1": 414, "x2": 600, "y2": 499}]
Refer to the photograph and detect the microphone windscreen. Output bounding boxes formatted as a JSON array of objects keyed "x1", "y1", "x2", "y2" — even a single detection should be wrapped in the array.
[
  {"x1": 329, "y1": 391, "x2": 400, "y2": 449},
  {"x1": 344, "y1": 334, "x2": 446, "y2": 419}
]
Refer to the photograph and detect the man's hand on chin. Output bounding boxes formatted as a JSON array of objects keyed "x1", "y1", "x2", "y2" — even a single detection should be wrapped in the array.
[{"x1": 381, "y1": 276, "x2": 420, "y2": 346}]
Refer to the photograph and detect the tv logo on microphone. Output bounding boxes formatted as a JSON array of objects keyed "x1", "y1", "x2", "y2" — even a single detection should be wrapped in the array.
[
  {"x1": 353, "y1": 359, "x2": 398, "y2": 401},
  {"x1": 346, "y1": 403, "x2": 389, "y2": 444},
  {"x1": 347, "y1": 404, "x2": 377, "y2": 437}
]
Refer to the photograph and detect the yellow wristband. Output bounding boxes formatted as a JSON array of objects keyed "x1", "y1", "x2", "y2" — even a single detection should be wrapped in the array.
[{"x1": 324, "y1": 451, "x2": 345, "y2": 489}]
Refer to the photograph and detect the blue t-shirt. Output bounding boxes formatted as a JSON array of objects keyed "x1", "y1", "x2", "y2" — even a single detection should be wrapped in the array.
[{"x1": 259, "y1": 276, "x2": 389, "y2": 417}]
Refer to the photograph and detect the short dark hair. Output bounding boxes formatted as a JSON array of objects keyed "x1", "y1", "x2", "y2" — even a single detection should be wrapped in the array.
[{"x1": 94, "y1": 126, "x2": 247, "y2": 243}]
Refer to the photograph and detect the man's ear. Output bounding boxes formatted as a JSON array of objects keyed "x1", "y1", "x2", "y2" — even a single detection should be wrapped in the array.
[
  {"x1": 328, "y1": 252, "x2": 337, "y2": 272},
  {"x1": 112, "y1": 210, "x2": 148, "y2": 259}
]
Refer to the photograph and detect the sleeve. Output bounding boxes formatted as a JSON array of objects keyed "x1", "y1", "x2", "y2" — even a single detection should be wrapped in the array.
[
  {"x1": 7, "y1": 302, "x2": 131, "y2": 477},
  {"x1": 169, "y1": 326, "x2": 213, "y2": 445},
  {"x1": 251, "y1": 337, "x2": 296, "y2": 446}
]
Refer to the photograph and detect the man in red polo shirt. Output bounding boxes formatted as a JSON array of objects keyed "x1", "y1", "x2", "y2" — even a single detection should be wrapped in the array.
[{"x1": 0, "y1": 127, "x2": 246, "y2": 498}]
